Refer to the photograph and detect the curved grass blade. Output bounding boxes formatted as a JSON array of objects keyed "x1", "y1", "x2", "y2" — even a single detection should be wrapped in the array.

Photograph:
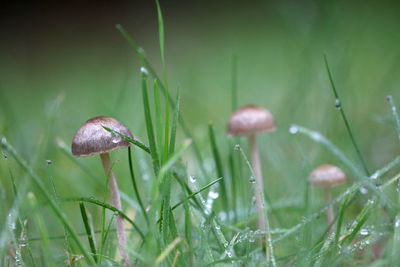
[{"x1": 290, "y1": 124, "x2": 393, "y2": 210}]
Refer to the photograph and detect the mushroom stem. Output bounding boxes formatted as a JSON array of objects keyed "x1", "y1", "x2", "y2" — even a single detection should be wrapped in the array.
[
  {"x1": 248, "y1": 134, "x2": 266, "y2": 232},
  {"x1": 100, "y1": 153, "x2": 131, "y2": 267},
  {"x1": 325, "y1": 188, "x2": 334, "y2": 232}
]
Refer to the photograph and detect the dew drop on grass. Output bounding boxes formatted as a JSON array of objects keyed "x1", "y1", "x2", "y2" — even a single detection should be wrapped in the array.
[
  {"x1": 370, "y1": 172, "x2": 379, "y2": 179},
  {"x1": 215, "y1": 225, "x2": 221, "y2": 230},
  {"x1": 335, "y1": 98, "x2": 341, "y2": 110},
  {"x1": 289, "y1": 125, "x2": 298, "y2": 134},
  {"x1": 359, "y1": 187, "x2": 368, "y2": 194},
  {"x1": 189, "y1": 175, "x2": 197, "y2": 183},
  {"x1": 8, "y1": 214, "x2": 16, "y2": 230},
  {"x1": 46, "y1": 160, "x2": 52, "y2": 165},
  {"x1": 209, "y1": 190, "x2": 219, "y2": 199},
  {"x1": 249, "y1": 176, "x2": 256, "y2": 184},
  {"x1": 140, "y1": 66, "x2": 149, "y2": 75},
  {"x1": 360, "y1": 229, "x2": 369, "y2": 236},
  {"x1": 234, "y1": 144, "x2": 240, "y2": 150},
  {"x1": 225, "y1": 249, "x2": 233, "y2": 258},
  {"x1": 219, "y1": 211, "x2": 227, "y2": 221},
  {"x1": 112, "y1": 136, "x2": 122, "y2": 143},
  {"x1": 395, "y1": 219, "x2": 400, "y2": 228}
]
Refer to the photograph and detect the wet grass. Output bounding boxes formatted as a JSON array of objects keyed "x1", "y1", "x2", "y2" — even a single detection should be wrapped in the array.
[{"x1": 1, "y1": 1, "x2": 400, "y2": 266}]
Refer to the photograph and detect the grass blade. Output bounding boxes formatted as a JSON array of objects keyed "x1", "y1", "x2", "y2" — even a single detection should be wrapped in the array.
[
  {"x1": 231, "y1": 54, "x2": 238, "y2": 112},
  {"x1": 169, "y1": 89, "x2": 180, "y2": 155},
  {"x1": 128, "y1": 147, "x2": 149, "y2": 225},
  {"x1": 153, "y1": 79, "x2": 163, "y2": 157},
  {"x1": 102, "y1": 127, "x2": 150, "y2": 154},
  {"x1": 208, "y1": 122, "x2": 229, "y2": 214},
  {"x1": 324, "y1": 55, "x2": 370, "y2": 175},
  {"x1": 386, "y1": 95, "x2": 400, "y2": 142},
  {"x1": 171, "y1": 177, "x2": 223, "y2": 211},
  {"x1": 141, "y1": 68, "x2": 160, "y2": 175},
  {"x1": 115, "y1": 24, "x2": 207, "y2": 176},
  {"x1": 63, "y1": 197, "x2": 145, "y2": 240},
  {"x1": 79, "y1": 202, "x2": 98, "y2": 263},
  {"x1": 155, "y1": 237, "x2": 183, "y2": 265}
]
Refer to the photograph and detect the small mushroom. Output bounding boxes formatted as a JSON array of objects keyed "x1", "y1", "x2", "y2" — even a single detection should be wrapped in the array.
[
  {"x1": 72, "y1": 116, "x2": 133, "y2": 267},
  {"x1": 227, "y1": 105, "x2": 276, "y2": 231},
  {"x1": 309, "y1": 164, "x2": 347, "y2": 231}
]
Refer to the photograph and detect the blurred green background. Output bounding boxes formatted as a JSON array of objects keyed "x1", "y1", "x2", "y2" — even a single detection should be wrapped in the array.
[{"x1": 1, "y1": 0, "x2": 400, "y2": 255}]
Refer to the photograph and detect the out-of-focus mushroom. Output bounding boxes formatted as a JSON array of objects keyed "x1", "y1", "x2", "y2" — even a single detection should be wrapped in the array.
[{"x1": 227, "y1": 105, "x2": 276, "y2": 231}]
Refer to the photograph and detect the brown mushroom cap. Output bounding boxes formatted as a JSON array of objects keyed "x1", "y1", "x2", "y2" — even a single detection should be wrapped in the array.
[
  {"x1": 309, "y1": 164, "x2": 347, "y2": 188},
  {"x1": 71, "y1": 116, "x2": 133, "y2": 157},
  {"x1": 227, "y1": 105, "x2": 276, "y2": 136}
]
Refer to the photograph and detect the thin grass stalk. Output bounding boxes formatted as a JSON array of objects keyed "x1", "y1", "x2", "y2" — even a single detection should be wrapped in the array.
[{"x1": 324, "y1": 55, "x2": 370, "y2": 175}]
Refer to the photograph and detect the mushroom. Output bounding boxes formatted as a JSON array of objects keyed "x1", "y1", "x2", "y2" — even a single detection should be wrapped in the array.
[
  {"x1": 227, "y1": 105, "x2": 276, "y2": 231},
  {"x1": 309, "y1": 164, "x2": 347, "y2": 231},
  {"x1": 72, "y1": 116, "x2": 133, "y2": 267}
]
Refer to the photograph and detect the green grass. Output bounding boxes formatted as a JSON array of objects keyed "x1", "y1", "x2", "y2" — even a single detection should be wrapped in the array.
[{"x1": 1, "y1": 1, "x2": 400, "y2": 266}]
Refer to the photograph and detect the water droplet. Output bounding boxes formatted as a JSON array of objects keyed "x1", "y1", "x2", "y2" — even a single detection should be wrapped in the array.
[
  {"x1": 310, "y1": 131, "x2": 322, "y2": 141},
  {"x1": 19, "y1": 236, "x2": 27, "y2": 247},
  {"x1": 234, "y1": 144, "x2": 240, "y2": 150},
  {"x1": 209, "y1": 190, "x2": 219, "y2": 199},
  {"x1": 2, "y1": 153, "x2": 7, "y2": 159},
  {"x1": 215, "y1": 225, "x2": 221, "y2": 230},
  {"x1": 289, "y1": 125, "x2": 298, "y2": 134},
  {"x1": 8, "y1": 214, "x2": 16, "y2": 230},
  {"x1": 249, "y1": 176, "x2": 256, "y2": 184},
  {"x1": 189, "y1": 175, "x2": 196, "y2": 183},
  {"x1": 1, "y1": 137, "x2": 7, "y2": 145},
  {"x1": 370, "y1": 172, "x2": 379, "y2": 179},
  {"x1": 225, "y1": 250, "x2": 233, "y2": 258},
  {"x1": 395, "y1": 219, "x2": 400, "y2": 228},
  {"x1": 140, "y1": 67, "x2": 149, "y2": 75},
  {"x1": 219, "y1": 211, "x2": 227, "y2": 221},
  {"x1": 359, "y1": 187, "x2": 368, "y2": 194},
  {"x1": 46, "y1": 160, "x2": 52, "y2": 165},
  {"x1": 335, "y1": 98, "x2": 341, "y2": 110},
  {"x1": 112, "y1": 136, "x2": 122, "y2": 144},
  {"x1": 360, "y1": 229, "x2": 369, "y2": 236}
]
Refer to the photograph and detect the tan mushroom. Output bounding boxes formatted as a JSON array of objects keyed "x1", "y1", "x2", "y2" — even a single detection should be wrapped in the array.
[
  {"x1": 309, "y1": 164, "x2": 347, "y2": 231},
  {"x1": 72, "y1": 116, "x2": 133, "y2": 267},
  {"x1": 227, "y1": 105, "x2": 276, "y2": 231}
]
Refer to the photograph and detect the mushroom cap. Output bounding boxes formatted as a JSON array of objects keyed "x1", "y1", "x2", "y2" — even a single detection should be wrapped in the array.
[
  {"x1": 309, "y1": 164, "x2": 347, "y2": 188},
  {"x1": 71, "y1": 116, "x2": 133, "y2": 157},
  {"x1": 227, "y1": 105, "x2": 276, "y2": 136}
]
